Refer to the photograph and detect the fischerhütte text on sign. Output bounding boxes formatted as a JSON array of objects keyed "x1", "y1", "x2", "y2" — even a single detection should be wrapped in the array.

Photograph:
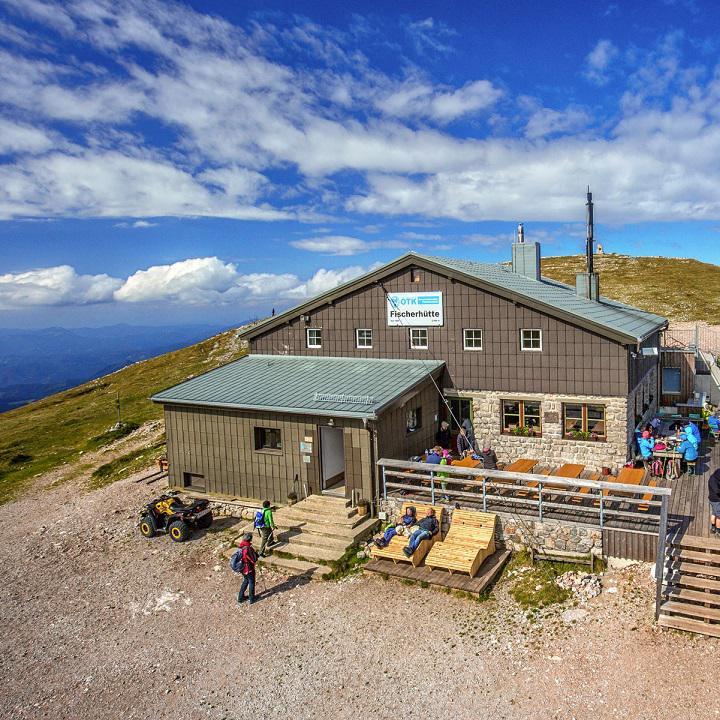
[{"x1": 386, "y1": 292, "x2": 444, "y2": 326}]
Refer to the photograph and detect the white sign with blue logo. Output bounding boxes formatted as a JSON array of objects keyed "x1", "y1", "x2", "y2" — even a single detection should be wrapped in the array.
[{"x1": 386, "y1": 292, "x2": 444, "y2": 326}]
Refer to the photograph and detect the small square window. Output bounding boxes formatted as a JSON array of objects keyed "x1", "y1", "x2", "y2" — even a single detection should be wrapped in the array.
[
  {"x1": 409, "y1": 328, "x2": 428, "y2": 349},
  {"x1": 356, "y1": 328, "x2": 373, "y2": 348},
  {"x1": 254, "y1": 427, "x2": 282, "y2": 451},
  {"x1": 463, "y1": 329, "x2": 483, "y2": 350},
  {"x1": 520, "y1": 328, "x2": 542, "y2": 351},
  {"x1": 306, "y1": 328, "x2": 322, "y2": 348},
  {"x1": 410, "y1": 268, "x2": 422, "y2": 283}
]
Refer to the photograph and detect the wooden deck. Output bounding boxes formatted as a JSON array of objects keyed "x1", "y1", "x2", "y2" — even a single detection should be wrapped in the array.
[
  {"x1": 364, "y1": 548, "x2": 511, "y2": 596},
  {"x1": 383, "y1": 435, "x2": 718, "y2": 561}
]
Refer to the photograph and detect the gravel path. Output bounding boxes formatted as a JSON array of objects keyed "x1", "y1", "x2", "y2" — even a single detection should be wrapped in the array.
[{"x1": 0, "y1": 471, "x2": 716, "y2": 720}]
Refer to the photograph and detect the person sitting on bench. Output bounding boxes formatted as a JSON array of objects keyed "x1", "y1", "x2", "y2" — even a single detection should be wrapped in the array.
[
  {"x1": 708, "y1": 414, "x2": 720, "y2": 435},
  {"x1": 685, "y1": 421, "x2": 701, "y2": 446},
  {"x1": 677, "y1": 432, "x2": 699, "y2": 469},
  {"x1": 638, "y1": 430, "x2": 654, "y2": 466},
  {"x1": 402, "y1": 507, "x2": 439, "y2": 557}
]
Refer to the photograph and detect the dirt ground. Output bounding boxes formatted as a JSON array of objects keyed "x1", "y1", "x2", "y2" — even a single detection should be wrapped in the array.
[{"x1": 0, "y1": 469, "x2": 717, "y2": 720}]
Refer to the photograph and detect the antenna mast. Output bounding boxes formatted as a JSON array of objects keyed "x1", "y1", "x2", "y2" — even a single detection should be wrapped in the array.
[{"x1": 585, "y1": 187, "x2": 594, "y2": 275}]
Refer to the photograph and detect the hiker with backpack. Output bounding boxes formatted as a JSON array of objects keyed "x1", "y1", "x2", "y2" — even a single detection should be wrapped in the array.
[
  {"x1": 231, "y1": 532, "x2": 258, "y2": 605},
  {"x1": 254, "y1": 500, "x2": 277, "y2": 557}
]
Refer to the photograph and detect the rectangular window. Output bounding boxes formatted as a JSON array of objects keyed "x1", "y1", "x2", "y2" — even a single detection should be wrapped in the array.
[
  {"x1": 356, "y1": 328, "x2": 373, "y2": 348},
  {"x1": 501, "y1": 400, "x2": 542, "y2": 436},
  {"x1": 520, "y1": 328, "x2": 542, "y2": 351},
  {"x1": 662, "y1": 367, "x2": 682, "y2": 394},
  {"x1": 463, "y1": 329, "x2": 483, "y2": 350},
  {"x1": 562, "y1": 403, "x2": 606, "y2": 441},
  {"x1": 254, "y1": 427, "x2": 282, "y2": 451},
  {"x1": 406, "y1": 407, "x2": 422, "y2": 433},
  {"x1": 409, "y1": 328, "x2": 428, "y2": 349},
  {"x1": 306, "y1": 328, "x2": 322, "y2": 348},
  {"x1": 410, "y1": 268, "x2": 422, "y2": 283}
]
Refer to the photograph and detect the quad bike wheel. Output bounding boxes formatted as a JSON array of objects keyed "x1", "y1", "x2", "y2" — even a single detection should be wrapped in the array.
[
  {"x1": 195, "y1": 512, "x2": 213, "y2": 530},
  {"x1": 168, "y1": 519, "x2": 191, "y2": 542},
  {"x1": 139, "y1": 514, "x2": 157, "y2": 538}
]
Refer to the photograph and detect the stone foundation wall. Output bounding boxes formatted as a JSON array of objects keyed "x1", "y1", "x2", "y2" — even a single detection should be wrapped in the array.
[
  {"x1": 459, "y1": 388, "x2": 629, "y2": 473},
  {"x1": 378, "y1": 497, "x2": 602, "y2": 555}
]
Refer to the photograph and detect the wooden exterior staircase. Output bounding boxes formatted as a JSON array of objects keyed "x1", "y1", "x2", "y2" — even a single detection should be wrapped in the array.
[{"x1": 658, "y1": 534, "x2": 720, "y2": 637}]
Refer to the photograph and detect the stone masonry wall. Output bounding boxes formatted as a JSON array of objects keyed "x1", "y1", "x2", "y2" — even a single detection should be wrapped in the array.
[
  {"x1": 460, "y1": 389, "x2": 629, "y2": 473},
  {"x1": 378, "y1": 497, "x2": 602, "y2": 555}
]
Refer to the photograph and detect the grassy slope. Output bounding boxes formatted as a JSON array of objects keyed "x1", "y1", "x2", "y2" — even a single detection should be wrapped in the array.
[
  {"x1": 0, "y1": 253, "x2": 718, "y2": 504},
  {"x1": 0, "y1": 329, "x2": 247, "y2": 503},
  {"x1": 540, "y1": 254, "x2": 720, "y2": 324}
]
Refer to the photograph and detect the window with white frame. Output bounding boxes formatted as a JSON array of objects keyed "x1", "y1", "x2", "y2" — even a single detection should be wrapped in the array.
[
  {"x1": 409, "y1": 328, "x2": 428, "y2": 349},
  {"x1": 463, "y1": 329, "x2": 483, "y2": 350},
  {"x1": 520, "y1": 328, "x2": 542, "y2": 351},
  {"x1": 356, "y1": 328, "x2": 373, "y2": 348},
  {"x1": 306, "y1": 328, "x2": 322, "y2": 348}
]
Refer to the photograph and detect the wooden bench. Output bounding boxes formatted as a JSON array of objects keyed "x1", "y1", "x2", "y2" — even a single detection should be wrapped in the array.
[
  {"x1": 424, "y1": 509, "x2": 497, "y2": 578},
  {"x1": 370, "y1": 502, "x2": 445, "y2": 567},
  {"x1": 638, "y1": 478, "x2": 657, "y2": 512},
  {"x1": 569, "y1": 472, "x2": 601, "y2": 504}
]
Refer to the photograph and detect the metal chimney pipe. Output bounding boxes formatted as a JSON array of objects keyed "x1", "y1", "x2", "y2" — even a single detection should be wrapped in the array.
[
  {"x1": 517, "y1": 223, "x2": 525, "y2": 244},
  {"x1": 585, "y1": 188, "x2": 594, "y2": 275}
]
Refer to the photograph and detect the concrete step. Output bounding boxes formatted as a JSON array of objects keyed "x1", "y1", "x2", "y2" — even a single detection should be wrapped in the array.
[
  {"x1": 276, "y1": 527, "x2": 350, "y2": 551},
  {"x1": 258, "y1": 554, "x2": 330, "y2": 580},
  {"x1": 664, "y1": 586, "x2": 720, "y2": 607},
  {"x1": 277, "y1": 507, "x2": 363, "y2": 527},
  {"x1": 303, "y1": 494, "x2": 351, "y2": 508},
  {"x1": 661, "y1": 599, "x2": 720, "y2": 622},
  {"x1": 658, "y1": 613, "x2": 720, "y2": 638},
  {"x1": 272, "y1": 540, "x2": 346, "y2": 564},
  {"x1": 291, "y1": 499, "x2": 357, "y2": 518},
  {"x1": 274, "y1": 515, "x2": 378, "y2": 541}
]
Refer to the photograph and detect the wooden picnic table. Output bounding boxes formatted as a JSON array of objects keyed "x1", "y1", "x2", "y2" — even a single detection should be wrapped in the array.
[
  {"x1": 540, "y1": 463, "x2": 585, "y2": 490},
  {"x1": 504, "y1": 458, "x2": 538, "y2": 474},
  {"x1": 452, "y1": 456, "x2": 481, "y2": 469}
]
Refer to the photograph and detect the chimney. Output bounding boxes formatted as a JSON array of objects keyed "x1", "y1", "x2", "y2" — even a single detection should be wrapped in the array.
[
  {"x1": 575, "y1": 188, "x2": 600, "y2": 301},
  {"x1": 511, "y1": 223, "x2": 541, "y2": 281}
]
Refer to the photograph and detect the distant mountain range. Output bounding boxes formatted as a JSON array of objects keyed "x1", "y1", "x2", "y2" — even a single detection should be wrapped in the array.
[{"x1": 0, "y1": 324, "x2": 234, "y2": 412}]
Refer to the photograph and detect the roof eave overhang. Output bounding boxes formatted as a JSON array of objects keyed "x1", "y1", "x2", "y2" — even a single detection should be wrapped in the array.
[{"x1": 152, "y1": 397, "x2": 376, "y2": 420}]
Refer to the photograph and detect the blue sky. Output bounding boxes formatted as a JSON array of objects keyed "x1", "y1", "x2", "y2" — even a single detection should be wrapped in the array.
[{"x1": 1, "y1": 0, "x2": 720, "y2": 327}]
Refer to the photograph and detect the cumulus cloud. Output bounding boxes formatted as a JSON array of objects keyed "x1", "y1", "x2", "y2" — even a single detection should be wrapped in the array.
[
  {"x1": 583, "y1": 39, "x2": 619, "y2": 85},
  {"x1": 290, "y1": 236, "x2": 407, "y2": 255},
  {"x1": 524, "y1": 107, "x2": 590, "y2": 139},
  {"x1": 0, "y1": 265, "x2": 121, "y2": 307},
  {"x1": 0, "y1": 257, "x2": 379, "y2": 308}
]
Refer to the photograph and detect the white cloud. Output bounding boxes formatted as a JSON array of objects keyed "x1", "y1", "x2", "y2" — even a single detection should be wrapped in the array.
[
  {"x1": 376, "y1": 79, "x2": 502, "y2": 123},
  {"x1": 0, "y1": 118, "x2": 55, "y2": 154},
  {"x1": 583, "y1": 39, "x2": 619, "y2": 85},
  {"x1": 290, "y1": 235, "x2": 406, "y2": 255},
  {"x1": 0, "y1": 265, "x2": 121, "y2": 307},
  {"x1": 524, "y1": 107, "x2": 590, "y2": 139},
  {"x1": 132, "y1": 220, "x2": 157, "y2": 228}
]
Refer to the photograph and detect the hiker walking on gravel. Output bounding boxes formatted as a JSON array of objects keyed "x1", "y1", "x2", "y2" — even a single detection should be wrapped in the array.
[
  {"x1": 255, "y1": 500, "x2": 277, "y2": 557},
  {"x1": 233, "y1": 533, "x2": 257, "y2": 605}
]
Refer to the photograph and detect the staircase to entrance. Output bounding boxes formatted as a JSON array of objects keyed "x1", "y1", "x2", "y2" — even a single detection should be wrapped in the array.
[
  {"x1": 255, "y1": 494, "x2": 378, "y2": 579},
  {"x1": 658, "y1": 533, "x2": 720, "y2": 637}
]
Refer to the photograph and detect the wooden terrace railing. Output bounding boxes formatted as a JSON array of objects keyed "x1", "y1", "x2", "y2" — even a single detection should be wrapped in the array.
[{"x1": 377, "y1": 458, "x2": 672, "y2": 618}]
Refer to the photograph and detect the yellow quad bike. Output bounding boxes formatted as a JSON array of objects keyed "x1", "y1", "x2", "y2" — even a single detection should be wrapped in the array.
[{"x1": 138, "y1": 492, "x2": 212, "y2": 542}]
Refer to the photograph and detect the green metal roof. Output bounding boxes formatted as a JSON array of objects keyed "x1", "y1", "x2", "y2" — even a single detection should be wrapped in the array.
[
  {"x1": 151, "y1": 355, "x2": 445, "y2": 419},
  {"x1": 416, "y1": 253, "x2": 668, "y2": 343}
]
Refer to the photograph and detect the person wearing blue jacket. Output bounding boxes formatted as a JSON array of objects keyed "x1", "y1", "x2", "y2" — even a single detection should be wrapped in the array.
[
  {"x1": 638, "y1": 431, "x2": 654, "y2": 463},
  {"x1": 685, "y1": 421, "x2": 701, "y2": 446},
  {"x1": 678, "y1": 434, "x2": 699, "y2": 474}
]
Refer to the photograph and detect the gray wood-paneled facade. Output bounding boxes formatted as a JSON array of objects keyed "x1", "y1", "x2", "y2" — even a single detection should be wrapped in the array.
[{"x1": 252, "y1": 265, "x2": 644, "y2": 398}]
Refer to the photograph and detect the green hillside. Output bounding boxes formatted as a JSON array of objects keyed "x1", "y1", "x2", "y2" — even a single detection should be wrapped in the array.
[
  {"x1": 0, "y1": 253, "x2": 718, "y2": 505},
  {"x1": 0, "y1": 329, "x2": 247, "y2": 504},
  {"x1": 541, "y1": 254, "x2": 720, "y2": 324}
]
